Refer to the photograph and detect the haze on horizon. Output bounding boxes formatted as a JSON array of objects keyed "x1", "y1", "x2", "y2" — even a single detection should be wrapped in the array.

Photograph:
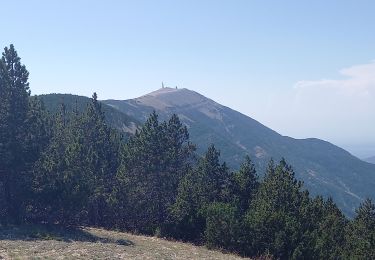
[{"x1": 1, "y1": 0, "x2": 374, "y2": 158}]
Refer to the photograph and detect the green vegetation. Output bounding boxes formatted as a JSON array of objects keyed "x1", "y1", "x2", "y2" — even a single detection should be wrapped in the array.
[
  {"x1": 1, "y1": 44, "x2": 375, "y2": 259},
  {"x1": 37, "y1": 93, "x2": 140, "y2": 136},
  {"x1": 103, "y1": 88, "x2": 375, "y2": 217}
]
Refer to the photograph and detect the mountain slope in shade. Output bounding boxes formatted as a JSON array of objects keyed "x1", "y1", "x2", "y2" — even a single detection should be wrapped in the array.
[
  {"x1": 104, "y1": 87, "x2": 375, "y2": 216},
  {"x1": 364, "y1": 156, "x2": 375, "y2": 164},
  {"x1": 37, "y1": 94, "x2": 140, "y2": 134}
]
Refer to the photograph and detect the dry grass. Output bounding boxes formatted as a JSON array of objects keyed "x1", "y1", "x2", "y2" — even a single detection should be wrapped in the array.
[{"x1": 0, "y1": 225, "x2": 249, "y2": 260}]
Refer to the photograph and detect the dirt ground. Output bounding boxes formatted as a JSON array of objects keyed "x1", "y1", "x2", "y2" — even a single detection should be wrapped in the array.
[{"x1": 0, "y1": 225, "x2": 249, "y2": 260}]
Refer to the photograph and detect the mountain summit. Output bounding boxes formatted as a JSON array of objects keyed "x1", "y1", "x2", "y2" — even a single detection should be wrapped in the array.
[
  {"x1": 137, "y1": 87, "x2": 208, "y2": 107},
  {"x1": 103, "y1": 88, "x2": 375, "y2": 216}
]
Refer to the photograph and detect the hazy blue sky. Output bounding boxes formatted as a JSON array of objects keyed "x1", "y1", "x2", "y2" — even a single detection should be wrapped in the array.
[{"x1": 1, "y1": 0, "x2": 374, "y2": 157}]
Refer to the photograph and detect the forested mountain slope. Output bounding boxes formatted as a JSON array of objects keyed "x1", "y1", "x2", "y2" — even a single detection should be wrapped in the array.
[
  {"x1": 37, "y1": 94, "x2": 140, "y2": 135},
  {"x1": 103, "y1": 87, "x2": 375, "y2": 216}
]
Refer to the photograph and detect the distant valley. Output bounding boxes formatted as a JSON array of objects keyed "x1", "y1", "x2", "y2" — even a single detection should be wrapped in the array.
[{"x1": 364, "y1": 156, "x2": 375, "y2": 164}]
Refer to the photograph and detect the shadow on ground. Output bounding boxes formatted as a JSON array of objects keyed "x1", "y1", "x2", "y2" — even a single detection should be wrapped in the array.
[{"x1": 0, "y1": 224, "x2": 134, "y2": 246}]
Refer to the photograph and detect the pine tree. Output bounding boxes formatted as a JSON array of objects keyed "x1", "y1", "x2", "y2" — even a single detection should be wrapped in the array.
[
  {"x1": 33, "y1": 93, "x2": 121, "y2": 225},
  {"x1": 0, "y1": 44, "x2": 36, "y2": 223},
  {"x1": 232, "y1": 155, "x2": 259, "y2": 213},
  {"x1": 302, "y1": 197, "x2": 347, "y2": 259},
  {"x1": 81, "y1": 93, "x2": 121, "y2": 226},
  {"x1": 345, "y1": 198, "x2": 375, "y2": 259},
  {"x1": 33, "y1": 101, "x2": 79, "y2": 223},
  {"x1": 205, "y1": 202, "x2": 241, "y2": 250},
  {"x1": 0, "y1": 56, "x2": 10, "y2": 223},
  {"x1": 116, "y1": 111, "x2": 163, "y2": 233},
  {"x1": 116, "y1": 112, "x2": 193, "y2": 234},
  {"x1": 171, "y1": 144, "x2": 231, "y2": 241},
  {"x1": 244, "y1": 159, "x2": 309, "y2": 259}
]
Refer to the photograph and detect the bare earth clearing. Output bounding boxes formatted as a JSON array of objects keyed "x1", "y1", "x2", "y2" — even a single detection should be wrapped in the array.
[{"x1": 0, "y1": 225, "x2": 249, "y2": 260}]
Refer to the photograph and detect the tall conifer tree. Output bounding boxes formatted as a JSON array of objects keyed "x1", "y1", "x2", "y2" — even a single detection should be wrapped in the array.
[
  {"x1": 345, "y1": 198, "x2": 375, "y2": 259},
  {"x1": 0, "y1": 45, "x2": 44, "y2": 223}
]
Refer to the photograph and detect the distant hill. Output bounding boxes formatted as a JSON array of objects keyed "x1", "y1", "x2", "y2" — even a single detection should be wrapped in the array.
[
  {"x1": 36, "y1": 94, "x2": 140, "y2": 134},
  {"x1": 103, "y1": 87, "x2": 375, "y2": 216},
  {"x1": 364, "y1": 156, "x2": 375, "y2": 164}
]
